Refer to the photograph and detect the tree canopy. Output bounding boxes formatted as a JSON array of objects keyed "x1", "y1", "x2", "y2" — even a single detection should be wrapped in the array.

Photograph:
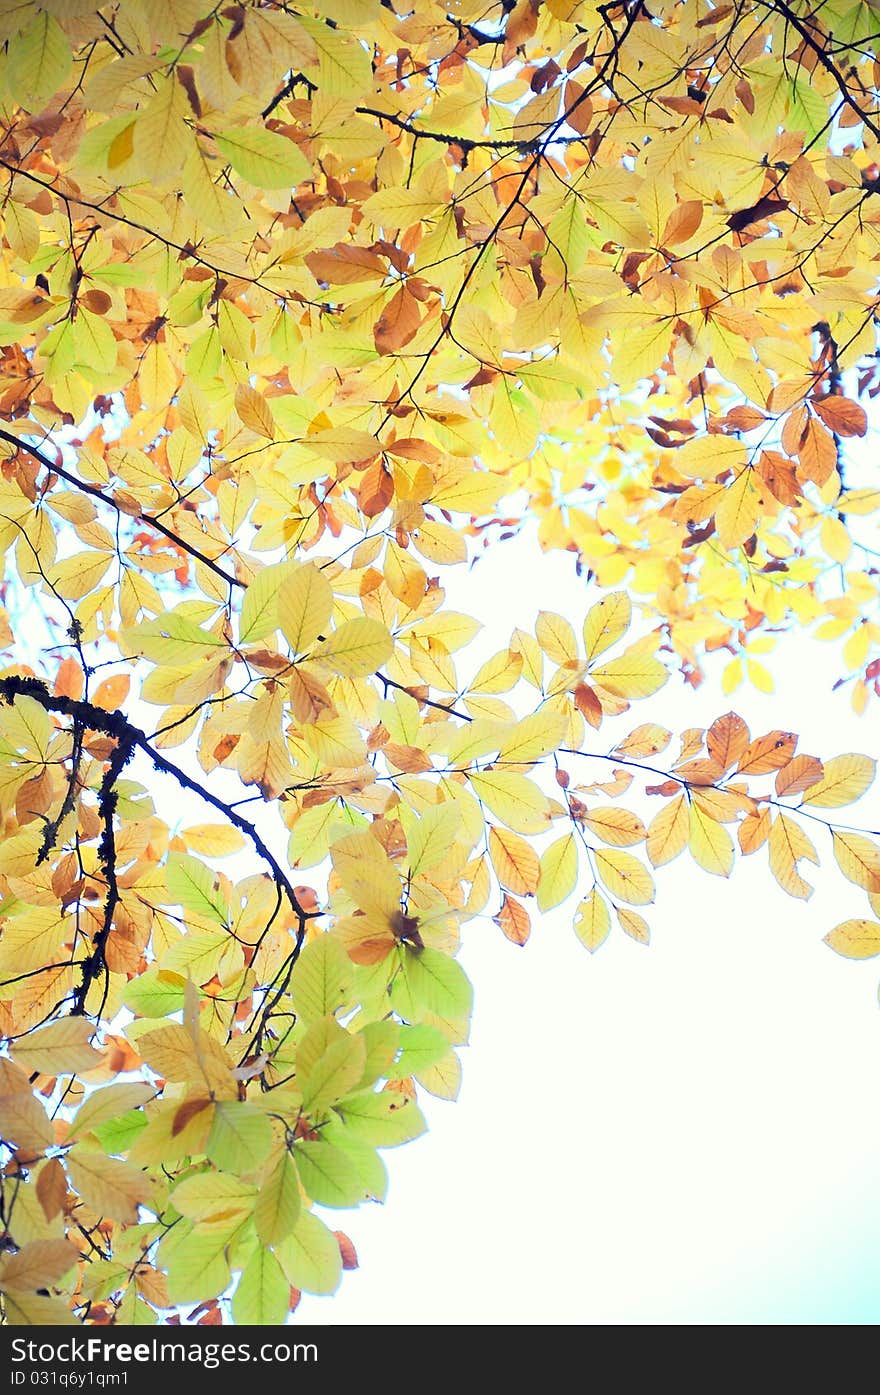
[{"x1": 0, "y1": 0, "x2": 878, "y2": 1326}]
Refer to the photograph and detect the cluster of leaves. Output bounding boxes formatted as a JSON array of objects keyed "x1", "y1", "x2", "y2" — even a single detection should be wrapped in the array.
[{"x1": 0, "y1": 0, "x2": 878, "y2": 1326}]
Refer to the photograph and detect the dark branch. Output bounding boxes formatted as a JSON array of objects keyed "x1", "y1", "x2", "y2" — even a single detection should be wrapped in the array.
[
  {"x1": 0, "y1": 676, "x2": 315, "y2": 976},
  {"x1": 72, "y1": 735, "x2": 132, "y2": 1015},
  {"x1": 0, "y1": 427, "x2": 243, "y2": 591},
  {"x1": 761, "y1": 0, "x2": 880, "y2": 142}
]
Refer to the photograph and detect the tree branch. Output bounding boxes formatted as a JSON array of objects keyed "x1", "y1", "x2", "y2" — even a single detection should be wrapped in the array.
[
  {"x1": 0, "y1": 677, "x2": 315, "y2": 952},
  {"x1": 761, "y1": 0, "x2": 880, "y2": 142},
  {"x1": 0, "y1": 426, "x2": 243, "y2": 591}
]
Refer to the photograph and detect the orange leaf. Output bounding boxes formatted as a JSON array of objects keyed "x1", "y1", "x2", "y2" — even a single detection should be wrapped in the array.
[
  {"x1": 55, "y1": 657, "x2": 84, "y2": 700},
  {"x1": 706, "y1": 712, "x2": 749, "y2": 771},
  {"x1": 374, "y1": 285, "x2": 421, "y2": 355},
  {"x1": 92, "y1": 674, "x2": 131, "y2": 712},
  {"x1": 812, "y1": 395, "x2": 867, "y2": 437},
  {"x1": 495, "y1": 893, "x2": 531, "y2": 946},
  {"x1": 736, "y1": 730, "x2": 797, "y2": 775},
  {"x1": 661, "y1": 199, "x2": 703, "y2": 245},
  {"x1": 774, "y1": 755, "x2": 824, "y2": 797}
]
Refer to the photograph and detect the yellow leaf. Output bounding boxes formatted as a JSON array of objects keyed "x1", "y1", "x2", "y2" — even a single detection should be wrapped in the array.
[
  {"x1": 7, "y1": 11, "x2": 71, "y2": 109},
  {"x1": 582, "y1": 591, "x2": 631, "y2": 663},
  {"x1": 646, "y1": 793, "x2": 689, "y2": 867},
  {"x1": 489, "y1": 826, "x2": 540, "y2": 896},
  {"x1": 215, "y1": 124, "x2": 311, "y2": 187},
  {"x1": 593, "y1": 848, "x2": 654, "y2": 904},
  {"x1": 497, "y1": 710, "x2": 567, "y2": 764},
  {"x1": 688, "y1": 801, "x2": 734, "y2": 877},
  {"x1": 278, "y1": 563, "x2": 333, "y2": 654},
  {"x1": 833, "y1": 832, "x2": 880, "y2": 892},
  {"x1": 768, "y1": 813, "x2": 818, "y2": 899},
  {"x1": 10, "y1": 1019, "x2": 103, "y2": 1076},
  {"x1": 469, "y1": 648, "x2": 523, "y2": 694},
  {"x1": 801, "y1": 753, "x2": 875, "y2": 808},
  {"x1": 310, "y1": 617, "x2": 393, "y2": 677},
  {"x1": 583, "y1": 806, "x2": 646, "y2": 847},
  {"x1": 414, "y1": 519, "x2": 468, "y2": 565},
  {"x1": 469, "y1": 770, "x2": 551, "y2": 834},
  {"x1": 590, "y1": 650, "x2": 668, "y2": 699},
  {"x1": 182, "y1": 824, "x2": 247, "y2": 857},
  {"x1": 715, "y1": 469, "x2": 760, "y2": 549},
  {"x1": 0, "y1": 1090, "x2": 54, "y2": 1154},
  {"x1": 616, "y1": 907, "x2": 650, "y2": 944},
  {"x1": 613, "y1": 723, "x2": 671, "y2": 758},
  {"x1": 824, "y1": 919, "x2": 880, "y2": 960},
  {"x1": 573, "y1": 888, "x2": 611, "y2": 952},
  {"x1": 133, "y1": 75, "x2": 192, "y2": 177},
  {"x1": 537, "y1": 833, "x2": 578, "y2": 911},
  {"x1": 332, "y1": 831, "x2": 401, "y2": 919},
  {"x1": 536, "y1": 611, "x2": 577, "y2": 663},
  {"x1": 66, "y1": 1148, "x2": 153, "y2": 1225},
  {"x1": 234, "y1": 383, "x2": 277, "y2": 439}
]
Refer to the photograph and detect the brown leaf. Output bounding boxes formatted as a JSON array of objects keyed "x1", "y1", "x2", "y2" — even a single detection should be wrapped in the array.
[
  {"x1": 374, "y1": 286, "x2": 421, "y2": 355},
  {"x1": 812, "y1": 395, "x2": 868, "y2": 437},
  {"x1": 306, "y1": 244, "x2": 387, "y2": 285},
  {"x1": 796, "y1": 417, "x2": 836, "y2": 485},
  {"x1": 574, "y1": 682, "x2": 603, "y2": 728},
  {"x1": 726, "y1": 196, "x2": 789, "y2": 232},
  {"x1": 334, "y1": 1231, "x2": 359, "y2": 1269},
  {"x1": 758, "y1": 450, "x2": 801, "y2": 505},
  {"x1": 358, "y1": 459, "x2": 394, "y2": 517},
  {"x1": 738, "y1": 806, "x2": 772, "y2": 854},
  {"x1": 36, "y1": 1157, "x2": 68, "y2": 1222}
]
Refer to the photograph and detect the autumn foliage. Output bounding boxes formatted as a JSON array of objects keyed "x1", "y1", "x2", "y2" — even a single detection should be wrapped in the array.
[{"x1": 0, "y1": 0, "x2": 879, "y2": 1325}]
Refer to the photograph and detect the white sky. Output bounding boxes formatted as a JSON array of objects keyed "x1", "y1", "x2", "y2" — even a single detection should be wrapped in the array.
[{"x1": 293, "y1": 532, "x2": 880, "y2": 1326}]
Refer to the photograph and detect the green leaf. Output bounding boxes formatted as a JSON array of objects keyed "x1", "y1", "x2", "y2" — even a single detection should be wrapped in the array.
[
  {"x1": 323, "y1": 1124, "x2": 388, "y2": 1201},
  {"x1": 336, "y1": 1088, "x2": 427, "y2": 1147},
  {"x1": 123, "y1": 966, "x2": 186, "y2": 1019},
  {"x1": 239, "y1": 560, "x2": 300, "y2": 644},
  {"x1": 92, "y1": 1110, "x2": 148, "y2": 1154},
  {"x1": 300, "y1": 1031, "x2": 366, "y2": 1113},
  {"x1": 170, "y1": 1172, "x2": 256, "y2": 1222},
  {"x1": 294, "y1": 1139, "x2": 369, "y2": 1208},
  {"x1": 206, "y1": 1103, "x2": 273, "y2": 1176},
  {"x1": 276, "y1": 1210, "x2": 342, "y2": 1296},
  {"x1": 354, "y1": 1021, "x2": 400, "y2": 1089},
  {"x1": 290, "y1": 935, "x2": 353, "y2": 1023},
  {"x1": 403, "y1": 947, "x2": 473, "y2": 1019},
  {"x1": 232, "y1": 1247, "x2": 291, "y2": 1324},
  {"x1": 254, "y1": 1150, "x2": 301, "y2": 1246},
  {"x1": 214, "y1": 125, "x2": 311, "y2": 188},
  {"x1": 394, "y1": 1024, "x2": 450, "y2": 1077},
  {"x1": 162, "y1": 1220, "x2": 237, "y2": 1305},
  {"x1": 165, "y1": 853, "x2": 227, "y2": 926}
]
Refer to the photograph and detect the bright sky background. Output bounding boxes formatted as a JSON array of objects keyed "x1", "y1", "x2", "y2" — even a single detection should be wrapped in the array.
[{"x1": 293, "y1": 531, "x2": 880, "y2": 1326}]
